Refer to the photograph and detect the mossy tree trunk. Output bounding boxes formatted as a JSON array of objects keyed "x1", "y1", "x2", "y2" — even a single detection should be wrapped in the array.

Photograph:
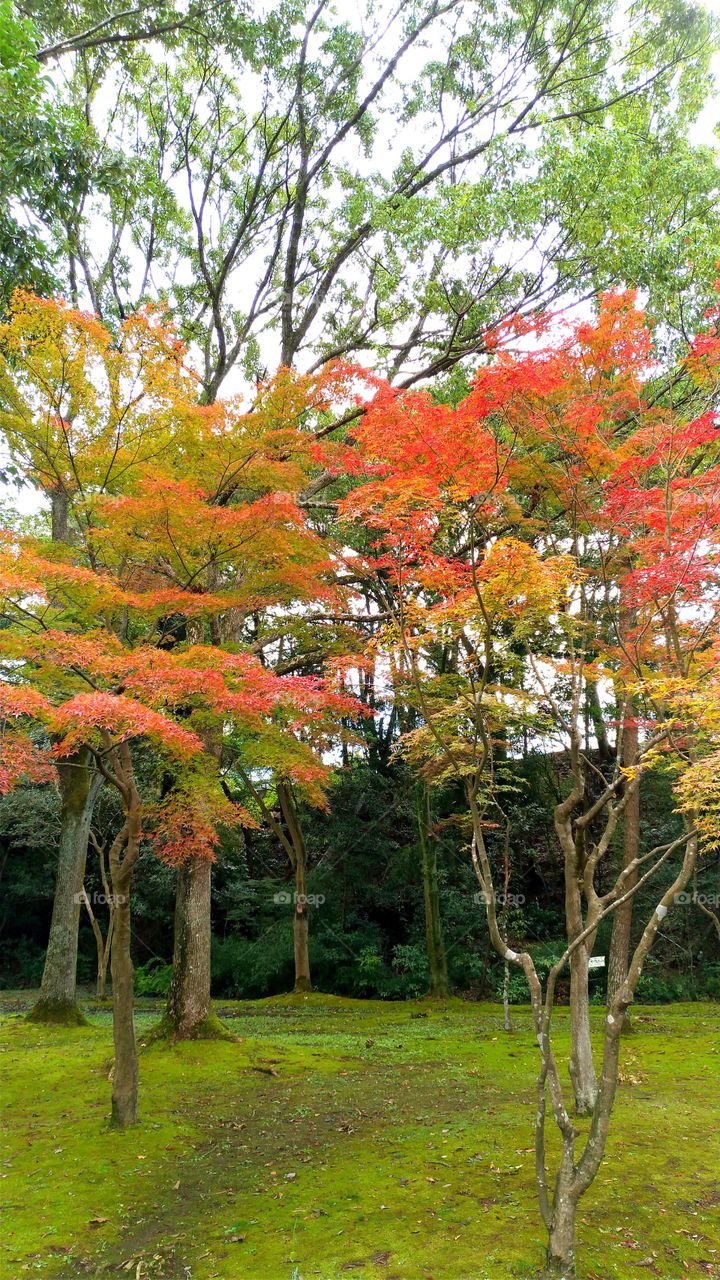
[
  {"x1": 416, "y1": 782, "x2": 449, "y2": 998},
  {"x1": 28, "y1": 752, "x2": 101, "y2": 1026},
  {"x1": 293, "y1": 895, "x2": 311, "y2": 993}
]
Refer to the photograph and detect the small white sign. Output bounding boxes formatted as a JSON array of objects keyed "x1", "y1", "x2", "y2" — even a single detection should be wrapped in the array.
[{"x1": 588, "y1": 955, "x2": 606, "y2": 970}]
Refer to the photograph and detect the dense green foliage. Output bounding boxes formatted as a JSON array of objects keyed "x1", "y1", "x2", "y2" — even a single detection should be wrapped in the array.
[{"x1": 3, "y1": 754, "x2": 718, "y2": 1000}]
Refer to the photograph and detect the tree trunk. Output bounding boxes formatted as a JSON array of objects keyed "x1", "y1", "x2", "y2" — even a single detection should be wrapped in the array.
[
  {"x1": 502, "y1": 959, "x2": 512, "y2": 1031},
  {"x1": 293, "y1": 901, "x2": 311, "y2": 993},
  {"x1": 50, "y1": 487, "x2": 70, "y2": 543},
  {"x1": 109, "y1": 868, "x2": 138, "y2": 1128},
  {"x1": 546, "y1": 1175, "x2": 578, "y2": 1278},
  {"x1": 417, "y1": 783, "x2": 449, "y2": 998},
  {"x1": 28, "y1": 754, "x2": 100, "y2": 1025},
  {"x1": 568, "y1": 945, "x2": 597, "y2": 1116},
  {"x1": 97, "y1": 938, "x2": 109, "y2": 999},
  {"x1": 80, "y1": 885, "x2": 112, "y2": 1000},
  {"x1": 563, "y1": 824, "x2": 598, "y2": 1115},
  {"x1": 98, "y1": 913, "x2": 113, "y2": 999},
  {"x1": 607, "y1": 718, "x2": 639, "y2": 1004},
  {"x1": 291, "y1": 810, "x2": 311, "y2": 993},
  {"x1": 165, "y1": 856, "x2": 216, "y2": 1037},
  {"x1": 278, "y1": 782, "x2": 312, "y2": 993}
]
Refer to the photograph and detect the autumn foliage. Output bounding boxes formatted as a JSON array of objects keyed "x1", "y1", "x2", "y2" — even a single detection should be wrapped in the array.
[{"x1": 1, "y1": 287, "x2": 719, "y2": 1149}]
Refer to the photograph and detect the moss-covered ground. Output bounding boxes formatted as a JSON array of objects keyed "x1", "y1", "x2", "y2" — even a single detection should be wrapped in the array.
[{"x1": 1, "y1": 995, "x2": 718, "y2": 1280}]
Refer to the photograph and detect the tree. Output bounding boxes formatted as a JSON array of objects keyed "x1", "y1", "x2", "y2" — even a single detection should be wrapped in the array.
[
  {"x1": 0, "y1": 648, "x2": 212, "y2": 1127},
  {"x1": 99, "y1": 361, "x2": 360, "y2": 1030},
  {"x1": 225, "y1": 664, "x2": 361, "y2": 995},
  {"x1": 15, "y1": 0, "x2": 718, "y2": 1044},
  {"x1": 339, "y1": 290, "x2": 720, "y2": 1274},
  {"x1": 80, "y1": 828, "x2": 114, "y2": 999},
  {"x1": 0, "y1": 292, "x2": 361, "y2": 1031},
  {"x1": 0, "y1": 514, "x2": 357, "y2": 1124},
  {"x1": 10, "y1": 1, "x2": 719, "y2": 389},
  {"x1": 416, "y1": 779, "x2": 449, "y2": 998},
  {"x1": 0, "y1": 2, "x2": 78, "y2": 304},
  {"x1": 0, "y1": 288, "x2": 196, "y2": 1022}
]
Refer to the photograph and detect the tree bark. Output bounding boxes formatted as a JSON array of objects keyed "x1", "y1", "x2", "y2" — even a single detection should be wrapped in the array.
[
  {"x1": 502, "y1": 959, "x2": 512, "y2": 1032},
  {"x1": 561, "y1": 808, "x2": 597, "y2": 1115},
  {"x1": 164, "y1": 695, "x2": 224, "y2": 1037},
  {"x1": 109, "y1": 865, "x2": 137, "y2": 1128},
  {"x1": 546, "y1": 1151, "x2": 578, "y2": 1277},
  {"x1": 293, "y1": 900, "x2": 311, "y2": 993},
  {"x1": 568, "y1": 944, "x2": 597, "y2": 1116},
  {"x1": 28, "y1": 753, "x2": 101, "y2": 1025},
  {"x1": 50, "y1": 487, "x2": 70, "y2": 543},
  {"x1": 106, "y1": 740, "x2": 143, "y2": 1128},
  {"x1": 554, "y1": 743, "x2": 598, "y2": 1116},
  {"x1": 416, "y1": 783, "x2": 449, "y2": 998},
  {"x1": 165, "y1": 856, "x2": 215, "y2": 1037},
  {"x1": 607, "y1": 718, "x2": 639, "y2": 1004},
  {"x1": 278, "y1": 782, "x2": 312, "y2": 993}
]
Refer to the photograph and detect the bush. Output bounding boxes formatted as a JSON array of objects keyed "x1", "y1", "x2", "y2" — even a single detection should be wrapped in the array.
[
  {"x1": 0, "y1": 936, "x2": 46, "y2": 988},
  {"x1": 134, "y1": 958, "x2": 172, "y2": 997},
  {"x1": 491, "y1": 941, "x2": 565, "y2": 1004},
  {"x1": 634, "y1": 953, "x2": 720, "y2": 1002},
  {"x1": 704, "y1": 963, "x2": 720, "y2": 1000},
  {"x1": 391, "y1": 943, "x2": 429, "y2": 999},
  {"x1": 212, "y1": 928, "x2": 294, "y2": 999}
]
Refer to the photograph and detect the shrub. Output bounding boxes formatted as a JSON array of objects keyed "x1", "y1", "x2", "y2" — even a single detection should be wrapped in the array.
[{"x1": 134, "y1": 958, "x2": 172, "y2": 997}]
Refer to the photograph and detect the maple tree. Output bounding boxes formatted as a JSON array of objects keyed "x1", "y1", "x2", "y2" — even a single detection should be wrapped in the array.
[
  {"x1": 0, "y1": 294, "x2": 362, "y2": 1115},
  {"x1": 0, "y1": 292, "x2": 360, "y2": 1032},
  {"x1": 338, "y1": 290, "x2": 720, "y2": 1275},
  {"x1": 0, "y1": 633, "x2": 210, "y2": 1127},
  {"x1": 94, "y1": 361, "x2": 360, "y2": 1028},
  {"x1": 0, "y1": 290, "x2": 199, "y2": 1024},
  {"x1": 0, "y1": 549, "x2": 357, "y2": 1126},
  {"x1": 0, "y1": 289, "x2": 194, "y2": 526}
]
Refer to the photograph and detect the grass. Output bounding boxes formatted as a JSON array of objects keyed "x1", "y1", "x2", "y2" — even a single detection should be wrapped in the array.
[{"x1": 1, "y1": 994, "x2": 718, "y2": 1280}]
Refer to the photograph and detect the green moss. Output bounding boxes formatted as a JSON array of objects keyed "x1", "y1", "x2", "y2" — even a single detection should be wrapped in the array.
[
  {"x1": 143, "y1": 1005, "x2": 236, "y2": 1044},
  {"x1": 1, "y1": 1000, "x2": 719, "y2": 1279},
  {"x1": 25, "y1": 998, "x2": 88, "y2": 1027}
]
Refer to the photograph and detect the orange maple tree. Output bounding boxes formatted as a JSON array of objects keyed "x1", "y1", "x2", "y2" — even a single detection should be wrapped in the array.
[{"x1": 0, "y1": 294, "x2": 360, "y2": 1123}]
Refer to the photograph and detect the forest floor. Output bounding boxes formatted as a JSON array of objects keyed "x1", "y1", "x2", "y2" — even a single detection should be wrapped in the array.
[{"x1": 0, "y1": 995, "x2": 718, "y2": 1280}]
